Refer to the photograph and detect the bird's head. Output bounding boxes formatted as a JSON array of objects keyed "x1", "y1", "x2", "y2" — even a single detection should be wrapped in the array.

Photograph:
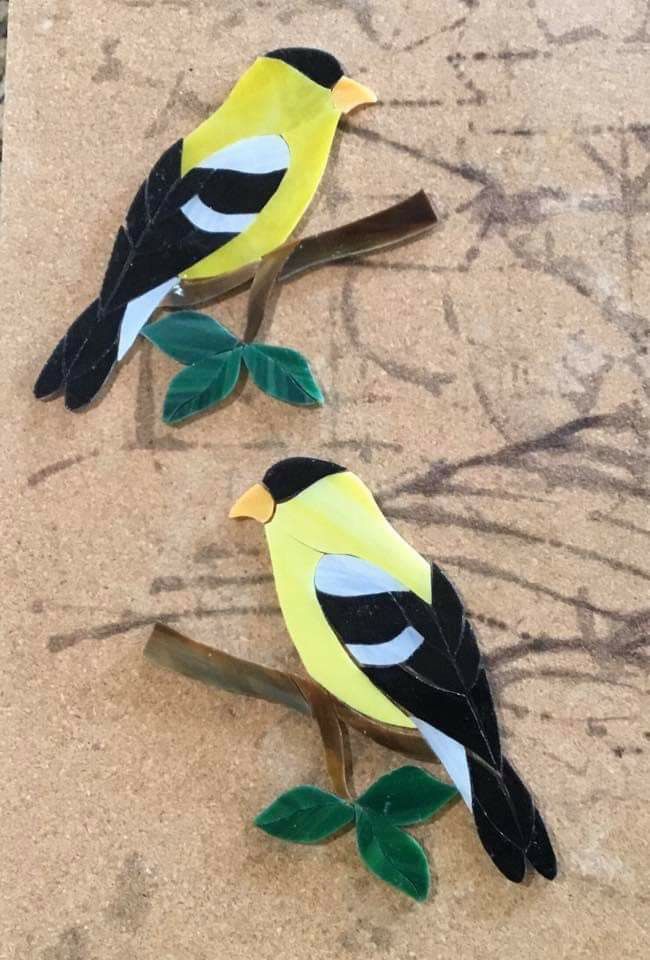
[
  {"x1": 229, "y1": 457, "x2": 389, "y2": 557},
  {"x1": 262, "y1": 47, "x2": 377, "y2": 115}
]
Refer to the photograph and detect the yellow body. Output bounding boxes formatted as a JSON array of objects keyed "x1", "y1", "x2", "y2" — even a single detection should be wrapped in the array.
[
  {"x1": 181, "y1": 57, "x2": 340, "y2": 280},
  {"x1": 264, "y1": 472, "x2": 432, "y2": 727}
]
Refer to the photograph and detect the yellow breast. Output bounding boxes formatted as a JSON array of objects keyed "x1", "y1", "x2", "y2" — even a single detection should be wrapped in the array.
[
  {"x1": 264, "y1": 474, "x2": 432, "y2": 728},
  {"x1": 267, "y1": 531, "x2": 414, "y2": 727},
  {"x1": 180, "y1": 58, "x2": 340, "y2": 280}
]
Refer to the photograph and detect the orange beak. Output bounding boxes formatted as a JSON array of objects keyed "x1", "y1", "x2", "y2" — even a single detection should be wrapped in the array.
[
  {"x1": 331, "y1": 76, "x2": 377, "y2": 114},
  {"x1": 229, "y1": 483, "x2": 275, "y2": 523}
]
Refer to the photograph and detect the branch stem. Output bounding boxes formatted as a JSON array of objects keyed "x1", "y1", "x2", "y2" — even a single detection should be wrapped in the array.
[
  {"x1": 165, "y1": 191, "x2": 439, "y2": 312},
  {"x1": 145, "y1": 623, "x2": 437, "y2": 798}
]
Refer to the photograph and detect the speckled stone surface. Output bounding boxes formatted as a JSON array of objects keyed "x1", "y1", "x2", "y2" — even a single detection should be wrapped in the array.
[
  {"x1": 0, "y1": 2, "x2": 8, "y2": 167},
  {"x1": 1, "y1": 2, "x2": 648, "y2": 958}
]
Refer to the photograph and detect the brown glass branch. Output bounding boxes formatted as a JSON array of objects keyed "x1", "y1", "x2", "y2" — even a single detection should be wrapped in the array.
[
  {"x1": 145, "y1": 623, "x2": 437, "y2": 801},
  {"x1": 163, "y1": 192, "x2": 439, "y2": 324}
]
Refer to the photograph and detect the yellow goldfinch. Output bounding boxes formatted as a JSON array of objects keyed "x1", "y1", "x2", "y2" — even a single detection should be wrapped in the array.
[
  {"x1": 230, "y1": 457, "x2": 557, "y2": 883},
  {"x1": 34, "y1": 49, "x2": 376, "y2": 410}
]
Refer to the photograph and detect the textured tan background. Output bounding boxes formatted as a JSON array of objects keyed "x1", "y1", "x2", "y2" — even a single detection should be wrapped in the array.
[{"x1": 1, "y1": 1, "x2": 649, "y2": 957}]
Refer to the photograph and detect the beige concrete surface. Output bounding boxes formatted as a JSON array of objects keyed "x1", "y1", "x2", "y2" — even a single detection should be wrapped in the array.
[
  {"x1": 0, "y1": 3, "x2": 8, "y2": 156},
  {"x1": 1, "y1": 1, "x2": 648, "y2": 957}
]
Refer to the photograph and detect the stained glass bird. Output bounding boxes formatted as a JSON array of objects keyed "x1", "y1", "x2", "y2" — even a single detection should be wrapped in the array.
[
  {"x1": 230, "y1": 457, "x2": 557, "y2": 883},
  {"x1": 34, "y1": 49, "x2": 375, "y2": 409}
]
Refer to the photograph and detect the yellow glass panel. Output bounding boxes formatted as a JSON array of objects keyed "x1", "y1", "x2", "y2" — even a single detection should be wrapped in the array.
[
  {"x1": 181, "y1": 58, "x2": 340, "y2": 280},
  {"x1": 265, "y1": 472, "x2": 433, "y2": 728}
]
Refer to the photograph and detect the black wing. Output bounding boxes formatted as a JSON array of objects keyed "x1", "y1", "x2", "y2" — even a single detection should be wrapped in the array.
[
  {"x1": 315, "y1": 555, "x2": 500, "y2": 768},
  {"x1": 101, "y1": 137, "x2": 289, "y2": 312},
  {"x1": 315, "y1": 553, "x2": 557, "y2": 883},
  {"x1": 35, "y1": 135, "x2": 289, "y2": 406}
]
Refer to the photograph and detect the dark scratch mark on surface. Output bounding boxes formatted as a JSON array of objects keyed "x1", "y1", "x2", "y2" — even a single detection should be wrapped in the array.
[
  {"x1": 442, "y1": 16, "x2": 467, "y2": 34},
  {"x1": 149, "y1": 572, "x2": 273, "y2": 594},
  {"x1": 150, "y1": 575, "x2": 185, "y2": 594},
  {"x1": 339, "y1": 271, "x2": 455, "y2": 398},
  {"x1": 460, "y1": 182, "x2": 567, "y2": 237},
  {"x1": 440, "y1": 482, "x2": 551, "y2": 504},
  {"x1": 382, "y1": 410, "x2": 633, "y2": 498},
  {"x1": 338, "y1": 258, "x2": 437, "y2": 274},
  {"x1": 348, "y1": 125, "x2": 493, "y2": 185},
  {"x1": 446, "y1": 51, "x2": 488, "y2": 106},
  {"x1": 123, "y1": 0, "x2": 192, "y2": 8},
  {"x1": 527, "y1": 0, "x2": 607, "y2": 45},
  {"x1": 48, "y1": 604, "x2": 281, "y2": 653},
  {"x1": 48, "y1": 615, "x2": 177, "y2": 652},
  {"x1": 401, "y1": 32, "x2": 436, "y2": 53},
  {"x1": 365, "y1": 352, "x2": 455, "y2": 397},
  {"x1": 489, "y1": 127, "x2": 538, "y2": 137},
  {"x1": 438, "y1": 553, "x2": 644, "y2": 622},
  {"x1": 486, "y1": 634, "x2": 584, "y2": 670},
  {"x1": 450, "y1": 47, "x2": 548, "y2": 64},
  {"x1": 486, "y1": 604, "x2": 649, "y2": 679},
  {"x1": 133, "y1": 344, "x2": 157, "y2": 449},
  {"x1": 194, "y1": 542, "x2": 261, "y2": 563},
  {"x1": 507, "y1": 229, "x2": 650, "y2": 357},
  {"x1": 241, "y1": 438, "x2": 289, "y2": 450},
  {"x1": 469, "y1": 372, "x2": 512, "y2": 442},
  {"x1": 27, "y1": 450, "x2": 100, "y2": 487},
  {"x1": 131, "y1": 346, "x2": 188, "y2": 452},
  {"x1": 442, "y1": 294, "x2": 460, "y2": 335},
  {"x1": 389, "y1": 503, "x2": 650, "y2": 583},
  {"x1": 589, "y1": 511, "x2": 650, "y2": 538},
  {"x1": 495, "y1": 665, "x2": 641, "y2": 692},
  {"x1": 384, "y1": 97, "x2": 444, "y2": 108}
]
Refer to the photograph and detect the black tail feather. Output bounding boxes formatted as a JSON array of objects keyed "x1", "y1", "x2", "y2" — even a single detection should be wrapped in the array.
[
  {"x1": 468, "y1": 754, "x2": 557, "y2": 883},
  {"x1": 34, "y1": 299, "x2": 100, "y2": 399},
  {"x1": 526, "y1": 808, "x2": 557, "y2": 880},
  {"x1": 34, "y1": 299, "x2": 125, "y2": 410},
  {"x1": 34, "y1": 336, "x2": 66, "y2": 399},
  {"x1": 472, "y1": 798, "x2": 526, "y2": 882},
  {"x1": 64, "y1": 349, "x2": 119, "y2": 410}
]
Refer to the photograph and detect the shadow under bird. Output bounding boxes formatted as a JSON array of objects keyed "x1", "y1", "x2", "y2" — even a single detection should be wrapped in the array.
[
  {"x1": 34, "y1": 48, "x2": 376, "y2": 410},
  {"x1": 230, "y1": 457, "x2": 557, "y2": 883}
]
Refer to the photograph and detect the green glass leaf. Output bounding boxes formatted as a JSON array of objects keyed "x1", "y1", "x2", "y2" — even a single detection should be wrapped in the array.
[
  {"x1": 243, "y1": 344, "x2": 324, "y2": 406},
  {"x1": 142, "y1": 311, "x2": 240, "y2": 365},
  {"x1": 355, "y1": 809, "x2": 430, "y2": 901},
  {"x1": 255, "y1": 785, "x2": 354, "y2": 844},
  {"x1": 163, "y1": 349, "x2": 242, "y2": 424},
  {"x1": 358, "y1": 765, "x2": 458, "y2": 826}
]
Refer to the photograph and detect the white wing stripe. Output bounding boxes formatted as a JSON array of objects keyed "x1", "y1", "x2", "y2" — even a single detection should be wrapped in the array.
[
  {"x1": 196, "y1": 135, "x2": 290, "y2": 174},
  {"x1": 315, "y1": 554, "x2": 408, "y2": 597},
  {"x1": 412, "y1": 717, "x2": 473, "y2": 809},
  {"x1": 346, "y1": 626, "x2": 424, "y2": 666},
  {"x1": 180, "y1": 199, "x2": 257, "y2": 234},
  {"x1": 117, "y1": 276, "x2": 177, "y2": 361}
]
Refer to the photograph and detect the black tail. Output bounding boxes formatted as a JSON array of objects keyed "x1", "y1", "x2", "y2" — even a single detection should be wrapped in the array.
[
  {"x1": 34, "y1": 298, "x2": 125, "y2": 410},
  {"x1": 468, "y1": 754, "x2": 557, "y2": 883}
]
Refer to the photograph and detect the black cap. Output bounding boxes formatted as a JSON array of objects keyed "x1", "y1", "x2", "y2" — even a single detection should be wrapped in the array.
[
  {"x1": 263, "y1": 457, "x2": 346, "y2": 502},
  {"x1": 265, "y1": 47, "x2": 344, "y2": 89}
]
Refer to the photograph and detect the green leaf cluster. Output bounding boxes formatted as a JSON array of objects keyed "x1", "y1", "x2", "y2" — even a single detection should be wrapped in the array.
[
  {"x1": 254, "y1": 766, "x2": 457, "y2": 901},
  {"x1": 142, "y1": 311, "x2": 324, "y2": 424}
]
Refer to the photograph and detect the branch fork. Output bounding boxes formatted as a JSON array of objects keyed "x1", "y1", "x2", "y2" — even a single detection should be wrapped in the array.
[{"x1": 145, "y1": 622, "x2": 438, "y2": 801}]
